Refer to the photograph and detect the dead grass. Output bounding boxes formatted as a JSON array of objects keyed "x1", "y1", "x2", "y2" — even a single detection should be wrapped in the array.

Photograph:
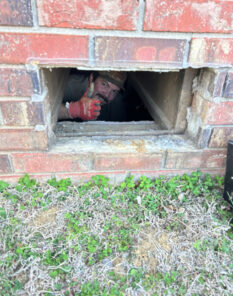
[{"x1": 0, "y1": 173, "x2": 232, "y2": 296}]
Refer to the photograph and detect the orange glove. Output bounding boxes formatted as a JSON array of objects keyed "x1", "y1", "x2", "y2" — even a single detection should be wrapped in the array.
[{"x1": 68, "y1": 91, "x2": 101, "y2": 120}]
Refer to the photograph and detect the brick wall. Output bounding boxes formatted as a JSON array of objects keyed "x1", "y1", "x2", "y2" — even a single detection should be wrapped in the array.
[{"x1": 0, "y1": 0, "x2": 233, "y2": 182}]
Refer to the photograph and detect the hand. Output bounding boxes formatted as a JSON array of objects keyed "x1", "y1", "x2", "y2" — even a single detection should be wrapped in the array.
[{"x1": 68, "y1": 90, "x2": 101, "y2": 120}]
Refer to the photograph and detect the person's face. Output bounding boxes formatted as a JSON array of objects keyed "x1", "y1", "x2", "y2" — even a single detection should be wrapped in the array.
[{"x1": 90, "y1": 75, "x2": 120, "y2": 105}]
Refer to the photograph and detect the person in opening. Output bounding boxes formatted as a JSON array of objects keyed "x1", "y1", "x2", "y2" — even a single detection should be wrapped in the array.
[{"x1": 58, "y1": 70, "x2": 127, "y2": 121}]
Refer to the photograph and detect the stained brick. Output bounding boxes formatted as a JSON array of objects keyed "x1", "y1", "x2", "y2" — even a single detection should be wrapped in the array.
[
  {"x1": 190, "y1": 94, "x2": 233, "y2": 125},
  {"x1": 1, "y1": 102, "x2": 29, "y2": 126},
  {"x1": 144, "y1": 0, "x2": 233, "y2": 33},
  {"x1": 95, "y1": 37, "x2": 187, "y2": 69},
  {"x1": 205, "y1": 101, "x2": 233, "y2": 125},
  {"x1": 213, "y1": 71, "x2": 228, "y2": 98},
  {"x1": 94, "y1": 153, "x2": 163, "y2": 171},
  {"x1": 197, "y1": 69, "x2": 228, "y2": 99},
  {"x1": 0, "y1": 68, "x2": 33, "y2": 96},
  {"x1": 30, "y1": 102, "x2": 45, "y2": 125},
  {"x1": 12, "y1": 153, "x2": 92, "y2": 173},
  {"x1": 223, "y1": 72, "x2": 233, "y2": 98},
  {"x1": 0, "y1": 101, "x2": 45, "y2": 126},
  {"x1": 37, "y1": 0, "x2": 138, "y2": 30},
  {"x1": 209, "y1": 127, "x2": 233, "y2": 148},
  {"x1": 189, "y1": 38, "x2": 233, "y2": 67},
  {"x1": 0, "y1": 0, "x2": 33, "y2": 26},
  {"x1": 0, "y1": 33, "x2": 88, "y2": 65},
  {"x1": 0, "y1": 129, "x2": 48, "y2": 151},
  {"x1": 0, "y1": 154, "x2": 12, "y2": 174},
  {"x1": 165, "y1": 151, "x2": 226, "y2": 169}
]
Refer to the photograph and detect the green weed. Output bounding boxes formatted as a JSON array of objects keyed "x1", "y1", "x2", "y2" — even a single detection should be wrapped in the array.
[
  {"x1": 0, "y1": 180, "x2": 9, "y2": 192},
  {"x1": 47, "y1": 177, "x2": 71, "y2": 192},
  {"x1": 0, "y1": 171, "x2": 231, "y2": 295}
]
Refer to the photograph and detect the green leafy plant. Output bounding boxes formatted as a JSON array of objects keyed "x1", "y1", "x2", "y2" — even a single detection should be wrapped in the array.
[
  {"x1": 47, "y1": 177, "x2": 71, "y2": 192},
  {"x1": 91, "y1": 175, "x2": 110, "y2": 188},
  {"x1": 119, "y1": 175, "x2": 135, "y2": 190},
  {"x1": 0, "y1": 172, "x2": 232, "y2": 295},
  {"x1": 0, "y1": 180, "x2": 9, "y2": 192},
  {"x1": 17, "y1": 174, "x2": 36, "y2": 191},
  {"x1": 0, "y1": 207, "x2": 7, "y2": 219}
]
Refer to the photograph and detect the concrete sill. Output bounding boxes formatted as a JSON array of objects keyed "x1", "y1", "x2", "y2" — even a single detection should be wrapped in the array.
[{"x1": 54, "y1": 120, "x2": 172, "y2": 137}]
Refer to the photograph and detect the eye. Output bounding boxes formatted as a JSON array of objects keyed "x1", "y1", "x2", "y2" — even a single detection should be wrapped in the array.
[{"x1": 101, "y1": 81, "x2": 107, "y2": 87}]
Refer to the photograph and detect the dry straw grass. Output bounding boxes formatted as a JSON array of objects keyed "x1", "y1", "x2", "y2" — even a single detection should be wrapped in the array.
[{"x1": 0, "y1": 172, "x2": 232, "y2": 295}]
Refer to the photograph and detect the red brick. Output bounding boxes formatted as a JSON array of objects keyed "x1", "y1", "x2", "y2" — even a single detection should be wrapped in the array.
[
  {"x1": 0, "y1": 68, "x2": 33, "y2": 96},
  {"x1": 37, "y1": 0, "x2": 138, "y2": 30},
  {"x1": 190, "y1": 94, "x2": 233, "y2": 125},
  {"x1": 213, "y1": 71, "x2": 228, "y2": 98},
  {"x1": 94, "y1": 153, "x2": 163, "y2": 171},
  {"x1": 0, "y1": 129, "x2": 48, "y2": 151},
  {"x1": 223, "y1": 72, "x2": 233, "y2": 98},
  {"x1": 197, "y1": 69, "x2": 227, "y2": 99},
  {"x1": 12, "y1": 153, "x2": 93, "y2": 173},
  {"x1": 0, "y1": 101, "x2": 45, "y2": 126},
  {"x1": 205, "y1": 101, "x2": 233, "y2": 125},
  {"x1": 0, "y1": 154, "x2": 12, "y2": 173},
  {"x1": 95, "y1": 37, "x2": 187, "y2": 68},
  {"x1": 144, "y1": 0, "x2": 233, "y2": 33},
  {"x1": 189, "y1": 38, "x2": 233, "y2": 67},
  {"x1": 0, "y1": 0, "x2": 33, "y2": 26},
  {"x1": 0, "y1": 33, "x2": 88, "y2": 65},
  {"x1": 209, "y1": 127, "x2": 233, "y2": 148},
  {"x1": 165, "y1": 150, "x2": 226, "y2": 169}
]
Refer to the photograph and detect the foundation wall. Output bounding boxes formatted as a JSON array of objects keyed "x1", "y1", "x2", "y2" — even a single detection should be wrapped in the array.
[{"x1": 0, "y1": 0, "x2": 233, "y2": 182}]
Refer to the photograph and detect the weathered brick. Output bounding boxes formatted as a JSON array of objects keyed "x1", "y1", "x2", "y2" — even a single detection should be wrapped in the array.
[
  {"x1": 197, "y1": 127, "x2": 212, "y2": 149},
  {"x1": 223, "y1": 72, "x2": 233, "y2": 98},
  {"x1": 12, "y1": 153, "x2": 93, "y2": 173},
  {"x1": 0, "y1": 101, "x2": 45, "y2": 126},
  {"x1": 197, "y1": 69, "x2": 227, "y2": 99},
  {"x1": 209, "y1": 127, "x2": 233, "y2": 148},
  {"x1": 0, "y1": 0, "x2": 33, "y2": 26},
  {"x1": 1, "y1": 102, "x2": 29, "y2": 126},
  {"x1": 95, "y1": 37, "x2": 187, "y2": 69},
  {"x1": 37, "y1": 0, "x2": 138, "y2": 30},
  {"x1": 165, "y1": 150, "x2": 226, "y2": 169},
  {"x1": 27, "y1": 68, "x2": 42, "y2": 95},
  {"x1": 190, "y1": 94, "x2": 233, "y2": 125},
  {"x1": 189, "y1": 38, "x2": 233, "y2": 67},
  {"x1": 189, "y1": 93, "x2": 209, "y2": 122},
  {"x1": 144, "y1": 0, "x2": 233, "y2": 33},
  {"x1": 30, "y1": 102, "x2": 45, "y2": 125},
  {"x1": 205, "y1": 101, "x2": 233, "y2": 125},
  {"x1": 0, "y1": 129, "x2": 48, "y2": 151},
  {"x1": 213, "y1": 71, "x2": 228, "y2": 98},
  {"x1": 0, "y1": 68, "x2": 34, "y2": 96},
  {"x1": 94, "y1": 153, "x2": 163, "y2": 171},
  {"x1": 0, "y1": 33, "x2": 88, "y2": 65},
  {"x1": 0, "y1": 154, "x2": 12, "y2": 173}
]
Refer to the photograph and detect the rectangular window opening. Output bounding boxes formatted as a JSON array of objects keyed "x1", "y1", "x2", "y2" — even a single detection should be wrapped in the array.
[{"x1": 42, "y1": 68, "x2": 197, "y2": 138}]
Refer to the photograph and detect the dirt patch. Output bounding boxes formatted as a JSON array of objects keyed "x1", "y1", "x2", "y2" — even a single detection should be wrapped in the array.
[{"x1": 31, "y1": 206, "x2": 58, "y2": 227}]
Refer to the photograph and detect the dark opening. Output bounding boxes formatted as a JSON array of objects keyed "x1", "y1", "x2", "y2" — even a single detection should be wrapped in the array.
[
  {"x1": 42, "y1": 67, "x2": 197, "y2": 137},
  {"x1": 60, "y1": 69, "x2": 153, "y2": 122}
]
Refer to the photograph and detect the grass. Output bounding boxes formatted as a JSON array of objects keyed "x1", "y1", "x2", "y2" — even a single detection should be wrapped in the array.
[{"x1": 0, "y1": 171, "x2": 232, "y2": 296}]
